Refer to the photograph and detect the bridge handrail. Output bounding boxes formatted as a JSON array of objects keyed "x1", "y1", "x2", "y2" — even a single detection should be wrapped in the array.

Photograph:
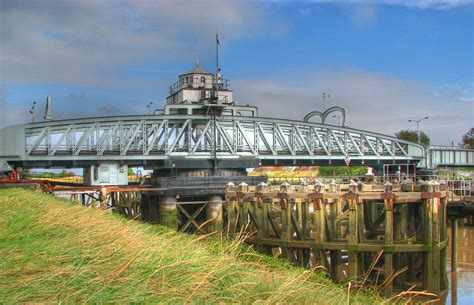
[
  {"x1": 1, "y1": 114, "x2": 426, "y2": 165},
  {"x1": 429, "y1": 145, "x2": 472, "y2": 151},
  {"x1": 13, "y1": 114, "x2": 425, "y2": 150}
]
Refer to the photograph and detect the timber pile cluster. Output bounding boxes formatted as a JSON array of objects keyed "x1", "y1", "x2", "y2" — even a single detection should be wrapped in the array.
[{"x1": 224, "y1": 180, "x2": 449, "y2": 296}]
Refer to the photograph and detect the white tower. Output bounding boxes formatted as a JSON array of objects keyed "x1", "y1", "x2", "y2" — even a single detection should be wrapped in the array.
[{"x1": 166, "y1": 62, "x2": 233, "y2": 105}]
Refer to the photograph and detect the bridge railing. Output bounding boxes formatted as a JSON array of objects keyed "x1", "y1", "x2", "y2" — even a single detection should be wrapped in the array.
[
  {"x1": 12, "y1": 115, "x2": 424, "y2": 161},
  {"x1": 429, "y1": 145, "x2": 470, "y2": 150}
]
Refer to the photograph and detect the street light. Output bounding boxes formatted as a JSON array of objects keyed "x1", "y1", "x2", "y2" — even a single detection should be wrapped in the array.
[
  {"x1": 408, "y1": 116, "x2": 429, "y2": 144},
  {"x1": 146, "y1": 101, "x2": 154, "y2": 115},
  {"x1": 333, "y1": 114, "x2": 343, "y2": 126},
  {"x1": 322, "y1": 92, "x2": 330, "y2": 111},
  {"x1": 29, "y1": 101, "x2": 36, "y2": 123}
]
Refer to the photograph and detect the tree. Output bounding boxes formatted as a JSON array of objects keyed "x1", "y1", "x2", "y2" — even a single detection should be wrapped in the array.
[
  {"x1": 318, "y1": 166, "x2": 367, "y2": 177},
  {"x1": 395, "y1": 130, "x2": 430, "y2": 146},
  {"x1": 460, "y1": 128, "x2": 474, "y2": 149},
  {"x1": 59, "y1": 169, "x2": 69, "y2": 178}
]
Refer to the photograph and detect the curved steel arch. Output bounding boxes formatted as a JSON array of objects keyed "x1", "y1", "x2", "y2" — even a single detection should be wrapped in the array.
[
  {"x1": 0, "y1": 114, "x2": 425, "y2": 168},
  {"x1": 303, "y1": 106, "x2": 347, "y2": 126}
]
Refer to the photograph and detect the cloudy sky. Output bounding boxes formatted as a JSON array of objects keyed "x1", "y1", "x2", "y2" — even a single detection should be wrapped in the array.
[{"x1": 0, "y1": 0, "x2": 472, "y2": 144}]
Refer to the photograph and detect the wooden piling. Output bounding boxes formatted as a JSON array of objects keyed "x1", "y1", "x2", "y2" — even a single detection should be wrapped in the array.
[
  {"x1": 223, "y1": 180, "x2": 449, "y2": 295},
  {"x1": 451, "y1": 218, "x2": 458, "y2": 272}
]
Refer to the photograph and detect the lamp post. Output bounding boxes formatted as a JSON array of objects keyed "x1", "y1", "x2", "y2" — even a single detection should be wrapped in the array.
[
  {"x1": 29, "y1": 101, "x2": 36, "y2": 123},
  {"x1": 333, "y1": 114, "x2": 343, "y2": 126},
  {"x1": 146, "y1": 101, "x2": 153, "y2": 115},
  {"x1": 322, "y1": 92, "x2": 330, "y2": 111},
  {"x1": 408, "y1": 116, "x2": 429, "y2": 144}
]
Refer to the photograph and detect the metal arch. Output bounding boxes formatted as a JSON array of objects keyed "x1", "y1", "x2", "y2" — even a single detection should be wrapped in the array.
[
  {"x1": 0, "y1": 114, "x2": 425, "y2": 165},
  {"x1": 303, "y1": 106, "x2": 347, "y2": 126}
]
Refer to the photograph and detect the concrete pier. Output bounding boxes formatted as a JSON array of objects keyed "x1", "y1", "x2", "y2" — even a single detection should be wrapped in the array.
[
  {"x1": 159, "y1": 195, "x2": 178, "y2": 230},
  {"x1": 206, "y1": 195, "x2": 223, "y2": 233}
]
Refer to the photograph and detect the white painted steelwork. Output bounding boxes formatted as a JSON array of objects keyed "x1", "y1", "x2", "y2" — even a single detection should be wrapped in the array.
[
  {"x1": 0, "y1": 114, "x2": 424, "y2": 167},
  {"x1": 428, "y1": 146, "x2": 474, "y2": 168}
]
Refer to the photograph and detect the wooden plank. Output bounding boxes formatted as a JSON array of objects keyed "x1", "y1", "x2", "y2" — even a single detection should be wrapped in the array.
[
  {"x1": 384, "y1": 253, "x2": 393, "y2": 296},
  {"x1": 246, "y1": 237, "x2": 436, "y2": 252},
  {"x1": 261, "y1": 197, "x2": 270, "y2": 238},
  {"x1": 313, "y1": 198, "x2": 324, "y2": 243},
  {"x1": 357, "y1": 199, "x2": 366, "y2": 242},
  {"x1": 385, "y1": 199, "x2": 394, "y2": 245},
  {"x1": 348, "y1": 251, "x2": 359, "y2": 280},
  {"x1": 330, "y1": 250, "x2": 341, "y2": 282},
  {"x1": 290, "y1": 212, "x2": 304, "y2": 240},
  {"x1": 226, "y1": 197, "x2": 237, "y2": 235},
  {"x1": 348, "y1": 198, "x2": 358, "y2": 244},
  {"x1": 267, "y1": 207, "x2": 281, "y2": 238}
]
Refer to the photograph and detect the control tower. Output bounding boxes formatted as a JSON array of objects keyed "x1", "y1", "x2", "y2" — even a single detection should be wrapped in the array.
[
  {"x1": 154, "y1": 62, "x2": 257, "y2": 117},
  {"x1": 167, "y1": 61, "x2": 233, "y2": 105}
]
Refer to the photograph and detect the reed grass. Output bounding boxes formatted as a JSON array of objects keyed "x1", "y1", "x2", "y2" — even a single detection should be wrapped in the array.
[{"x1": 0, "y1": 189, "x2": 381, "y2": 303}]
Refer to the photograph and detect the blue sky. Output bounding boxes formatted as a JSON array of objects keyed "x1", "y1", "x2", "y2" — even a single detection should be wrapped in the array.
[{"x1": 0, "y1": 0, "x2": 472, "y2": 144}]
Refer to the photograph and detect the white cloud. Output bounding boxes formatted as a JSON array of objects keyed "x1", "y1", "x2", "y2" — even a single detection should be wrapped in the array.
[
  {"x1": 350, "y1": 4, "x2": 378, "y2": 26},
  {"x1": 233, "y1": 69, "x2": 473, "y2": 144},
  {"x1": 431, "y1": 82, "x2": 474, "y2": 103},
  {"x1": 0, "y1": 0, "x2": 270, "y2": 84},
  {"x1": 381, "y1": 0, "x2": 473, "y2": 9},
  {"x1": 265, "y1": 0, "x2": 473, "y2": 9}
]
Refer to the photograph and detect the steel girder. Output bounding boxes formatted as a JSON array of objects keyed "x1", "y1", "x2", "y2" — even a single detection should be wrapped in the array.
[{"x1": 7, "y1": 114, "x2": 424, "y2": 165}]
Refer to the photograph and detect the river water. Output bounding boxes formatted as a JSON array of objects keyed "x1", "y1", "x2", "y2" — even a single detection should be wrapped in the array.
[{"x1": 444, "y1": 225, "x2": 474, "y2": 305}]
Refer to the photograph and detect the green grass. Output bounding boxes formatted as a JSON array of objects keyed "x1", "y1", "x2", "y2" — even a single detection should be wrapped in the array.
[{"x1": 0, "y1": 189, "x2": 382, "y2": 303}]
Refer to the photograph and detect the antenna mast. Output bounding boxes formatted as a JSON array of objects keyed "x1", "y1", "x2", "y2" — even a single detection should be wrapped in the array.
[{"x1": 215, "y1": 32, "x2": 220, "y2": 104}]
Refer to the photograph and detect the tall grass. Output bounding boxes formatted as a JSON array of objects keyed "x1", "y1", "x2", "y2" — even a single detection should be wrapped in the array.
[{"x1": 0, "y1": 189, "x2": 381, "y2": 303}]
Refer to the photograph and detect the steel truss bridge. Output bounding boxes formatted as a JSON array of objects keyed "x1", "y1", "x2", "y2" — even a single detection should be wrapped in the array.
[
  {"x1": 427, "y1": 146, "x2": 474, "y2": 169},
  {"x1": 0, "y1": 114, "x2": 425, "y2": 169}
]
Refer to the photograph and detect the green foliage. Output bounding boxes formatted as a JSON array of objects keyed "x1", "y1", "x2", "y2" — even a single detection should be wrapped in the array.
[
  {"x1": 23, "y1": 171, "x2": 77, "y2": 179},
  {"x1": 127, "y1": 168, "x2": 135, "y2": 176},
  {"x1": 461, "y1": 128, "x2": 474, "y2": 149},
  {"x1": 0, "y1": 189, "x2": 381, "y2": 304},
  {"x1": 395, "y1": 129, "x2": 430, "y2": 145},
  {"x1": 318, "y1": 166, "x2": 367, "y2": 177}
]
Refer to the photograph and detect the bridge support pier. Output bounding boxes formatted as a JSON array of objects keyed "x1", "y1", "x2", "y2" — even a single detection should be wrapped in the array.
[
  {"x1": 206, "y1": 195, "x2": 223, "y2": 233},
  {"x1": 140, "y1": 193, "x2": 177, "y2": 229},
  {"x1": 159, "y1": 195, "x2": 178, "y2": 230}
]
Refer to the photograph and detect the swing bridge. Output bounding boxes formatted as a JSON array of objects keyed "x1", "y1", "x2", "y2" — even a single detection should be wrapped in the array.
[
  {"x1": 0, "y1": 110, "x2": 427, "y2": 170},
  {"x1": 1, "y1": 59, "x2": 473, "y2": 302}
]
